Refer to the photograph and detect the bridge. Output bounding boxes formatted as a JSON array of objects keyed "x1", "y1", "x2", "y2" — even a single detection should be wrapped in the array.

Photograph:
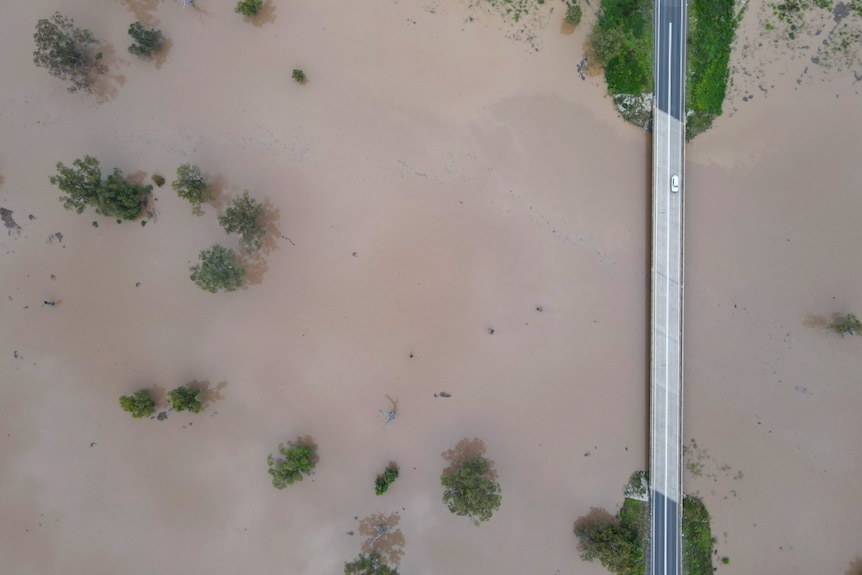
[{"x1": 649, "y1": 0, "x2": 686, "y2": 574}]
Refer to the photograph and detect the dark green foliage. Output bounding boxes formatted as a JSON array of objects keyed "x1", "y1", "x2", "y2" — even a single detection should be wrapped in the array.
[
  {"x1": 682, "y1": 496, "x2": 715, "y2": 575},
  {"x1": 99, "y1": 169, "x2": 151, "y2": 220},
  {"x1": 235, "y1": 0, "x2": 264, "y2": 16},
  {"x1": 267, "y1": 438, "x2": 318, "y2": 489},
  {"x1": 50, "y1": 156, "x2": 149, "y2": 220},
  {"x1": 172, "y1": 163, "x2": 210, "y2": 216},
  {"x1": 575, "y1": 521, "x2": 644, "y2": 575},
  {"x1": 441, "y1": 455, "x2": 502, "y2": 525},
  {"x1": 33, "y1": 12, "x2": 104, "y2": 93},
  {"x1": 686, "y1": 0, "x2": 737, "y2": 138},
  {"x1": 588, "y1": 0, "x2": 653, "y2": 95},
  {"x1": 167, "y1": 385, "x2": 205, "y2": 413},
  {"x1": 189, "y1": 244, "x2": 246, "y2": 293},
  {"x1": 830, "y1": 313, "x2": 862, "y2": 336},
  {"x1": 344, "y1": 552, "x2": 399, "y2": 575},
  {"x1": 292, "y1": 68, "x2": 307, "y2": 83},
  {"x1": 852, "y1": 0, "x2": 862, "y2": 17},
  {"x1": 151, "y1": 174, "x2": 165, "y2": 187},
  {"x1": 565, "y1": 3, "x2": 583, "y2": 25},
  {"x1": 375, "y1": 463, "x2": 400, "y2": 495},
  {"x1": 219, "y1": 191, "x2": 266, "y2": 253},
  {"x1": 50, "y1": 155, "x2": 102, "y2": 214},
  {"x1": 127, "y1": 22, "x2": 165, "y2": 58},
  {"x1": 119, "y1": 389, "x2": 156, "y2": 418},
  {"x1": 605, "y1": 55, "x2": 649, "y2": 94},
  {"x1": 721, "y1": 557, "x2": 730, "y2": 564}
]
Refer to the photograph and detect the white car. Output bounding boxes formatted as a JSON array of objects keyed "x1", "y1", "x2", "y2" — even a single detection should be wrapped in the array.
[{"x1": 671, "y1": 174, "x2": 680, "y2": 193}]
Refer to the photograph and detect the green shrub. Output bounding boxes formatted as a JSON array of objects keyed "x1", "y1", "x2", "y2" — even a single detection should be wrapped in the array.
[
  {"x1": 235, "y1": 0, "x2": 264, "y2": 16},
  {"x1": 218, "y1": 191, "x2": 266, "y2": 253},
  {"x1": 375, "y1": 463, "x2": 400, "y2": 495},
  {"x1": 441, "y1": 455, "x2": 502, "y2": 525},
  {"x1": 172, "y1": 164, "x2": 210, "y2": 216},
  {"x1": 119, "y1": 389, "x2": 156, "y2": 418},
  {"x1": 267, "y1": 437, "x2": 318, "y2": 489},
  {"x1": 565, "y1": 4, "x2": 583, "y2": 25},
  {"x1": 189, "y1": 244, "x2": 246, "y2": 293},
  {"x1": 127, "y1": 22, "x2": 165, "y2": 58},
  {"x1": 292, "y1": 68, "x2": 307, "y2": 84},
  {"x1": 151, "y1": 174, "x2": 165, "y2": 187},
  {"x1": 167, "y1": 385, "x2": 205, "y2": 413},
  {"x1": 830, "y1": 313, "x2": 862, "y2": 336}
]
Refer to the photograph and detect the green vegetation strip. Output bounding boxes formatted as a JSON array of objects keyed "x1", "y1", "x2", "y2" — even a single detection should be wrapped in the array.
[
  {"x1": 682, "y1": 496, "x2": 715, "y2": 575},
  {"x1": 686, "y1": 0, "x2": 739, "y2": 139}
]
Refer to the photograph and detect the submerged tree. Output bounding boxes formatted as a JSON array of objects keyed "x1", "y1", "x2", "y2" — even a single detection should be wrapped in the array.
[
  {"x1": 128, "y1": 22, "x2": 166, "y2": 58},
  {"x1": 167, "y1": 385, "x2": 205, "y2": 413},
  {"x1": 830, "y1": 313, "x2": 862, "y2": 337},
  {"x1": 267, "y1": 436, "x2": 318, "y2": 489},
  {"x1": 235, "y1": 0, "x2": 264, "y2": 17},
  {"x1": 344, "y1": 552, "x2": 399, "y2": 575},
  {"x1": 50, "y1": 156, "x2": 149, "y2": 220},
  {"x1": 575, "y1": 520, "x2": 643, "y2": 575},
  {"x1": 33, "y1": 12, "x2": 105, "y2": 93},
  {"x1": 440, "y1": 438, "x2": 502, "y2": 525},
  {"x1": 189, "y1": 244, "x2": 246, "y2": 293},
  {"x1": 119, "y1": 389, "x2": 156, "y2": 419},
  {"x1": 172, "y1": 163, "x2": 210, "y2": 216},
  {"x1": 565, "y1": 3, "x2": 583, "y2": 26},
  {"x1": 218, "y1": 191, "x2": 266, "y2": 253}
]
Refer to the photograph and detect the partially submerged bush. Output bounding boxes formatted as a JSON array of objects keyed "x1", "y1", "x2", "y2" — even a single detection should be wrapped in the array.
[
  {"x1": 235, "y1": 0, "x2": 264, "y2": 16},
  {"x1": 375, "y1": 463, "x2": 400, "y2": 495},
  {"x1": 167, "y1": 385, "x2": 205, "y2": 413},
  {"x1": 128, "y1": 22, "x2": 165, "y2": 58},
  {"x1": 267, "y1": 437, "x2": 318, "y2": 488},
  {"x1": 33, "y1": 12, "x2": 106, "y2": 93},
  {"x1": 119, "y1": 389, "x2": 156, "y2": 418}
]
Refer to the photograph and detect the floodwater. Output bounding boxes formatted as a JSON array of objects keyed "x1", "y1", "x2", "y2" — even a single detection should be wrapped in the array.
[{"x1": 0, "y1": 0, "x2": 859, "y2": 574}]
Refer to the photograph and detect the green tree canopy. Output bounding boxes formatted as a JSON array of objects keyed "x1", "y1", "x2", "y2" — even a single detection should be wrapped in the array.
[
  {"x1": 267, "y1": 438, "x2": 317, "y2": 489},
  {"x1": 830, "y1": 313, "x2": 861, "y2": 336},
  {"x1": 50, "y1": 156, "x2": 150, "y2": 220},
  {"x1": 375, "y1": 463, "x2": 400, "y2": 495},
  {"x1": 119, "y1": 389, "x2": 156, "y2": 419},
  {"x1": 218, "y1": 191, "x2": 266, "y2": 253},
  {"x1": 344, "y1": 552, "x2": 399, "y2": 575},
  {"x1": 235, "y1": 0, "x2": 264, "y2": 16},
  {"x1": 189, "y1": 244, "x2": 246, "y2": 293},
  {"x1": 575, "y1": 521, "x2": 643, "y2": 575},
  {"x1": 565, "y1": 3, "x2": 583, "y2": 25},
  {"x1": 172, "y1": 163, "x2": 210, "y2": 216},
  {"x1": 33, "y1": 12, "x2": 105, "y2": 93},
  {"x1": 441, "y1": 454, "x2": 502, "y2": 525},
  {"x1": 167, "y1": 385, "x2": 205, "y2": 413},
  {"x1": 128, "y1": 22, "x2": 165, "y2": 58}
]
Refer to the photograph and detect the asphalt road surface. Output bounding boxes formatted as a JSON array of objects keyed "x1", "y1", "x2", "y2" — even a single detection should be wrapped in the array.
[{"x1": 649, "y1": 0, "x2": 686, "y2": 574}]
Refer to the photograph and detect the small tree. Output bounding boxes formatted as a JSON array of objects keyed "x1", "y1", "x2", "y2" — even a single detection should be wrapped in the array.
[
  {"x1": 235, "y1": 0, "x2": 264, "y2": 16},
  {"x1": 50, "y1": 155, "x2": 102, "y2": 213},
  {"x1": 119, "y1": 389, "x2": 156, "y2": 418},
  {"x1": 574, "y1": 521, "x2": 643, "y2": 575},
  {"x1": 375, "y1": 463, "x2": 400, "y2": 495},
  {"x1": 344, "y1": 552, "x2": 398, "y2": 575},
  {"x1": 267, "y1": 437, "x2": 318, "y2": 489},
  {"x1": 172, "y1": 164, "x2": 210, "y2": 216},
  {"x1": 97, "y1": 169, "x2": 151, "y2": 220},
  {"x1": 33, "y1": 12, "x2": 105, "y2": 93},
  {"x1": 441, "y1": 443, "x2": 502, "y2": 525},
  {"x1": 292, "y1": 69, "x2": 307, "y2": 84},
  {"x1": 344, "y1": 553, "x2": 399, "y2": 575},
  {"x1": 50, "y1": 157, "x2": 149, "y2": 220},
  {"x1": 565, "y1": 3, "x2": 583, "y2": 26},
  {"x1": 830, "y1": 313, "x2": 862, "y2": 336},
  {"x1": 219, "y1": 191, "x2": 266, "y2": 253},
  {"x1": 189, "y1": 244, "x2": 246, "y2": 292},
  {"x1": 167, "y1": 385, "x2": 205, "y2": 413},
  {"x1": 128, "y1": 22, "x2": 165, "y2": 58}
]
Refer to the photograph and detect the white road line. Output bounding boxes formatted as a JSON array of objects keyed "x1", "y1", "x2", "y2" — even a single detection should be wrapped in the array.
[{"x1": 664, "y1": 21, "x2": 672, "y2": 575}]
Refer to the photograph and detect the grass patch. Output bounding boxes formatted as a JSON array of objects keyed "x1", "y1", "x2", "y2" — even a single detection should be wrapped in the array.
[
  {"x1": 686, "y1": 0, "x2": 738, "y2": 140},
  {"x1": 682, "y1": 496, "x2": 715, "y2": 575}
]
